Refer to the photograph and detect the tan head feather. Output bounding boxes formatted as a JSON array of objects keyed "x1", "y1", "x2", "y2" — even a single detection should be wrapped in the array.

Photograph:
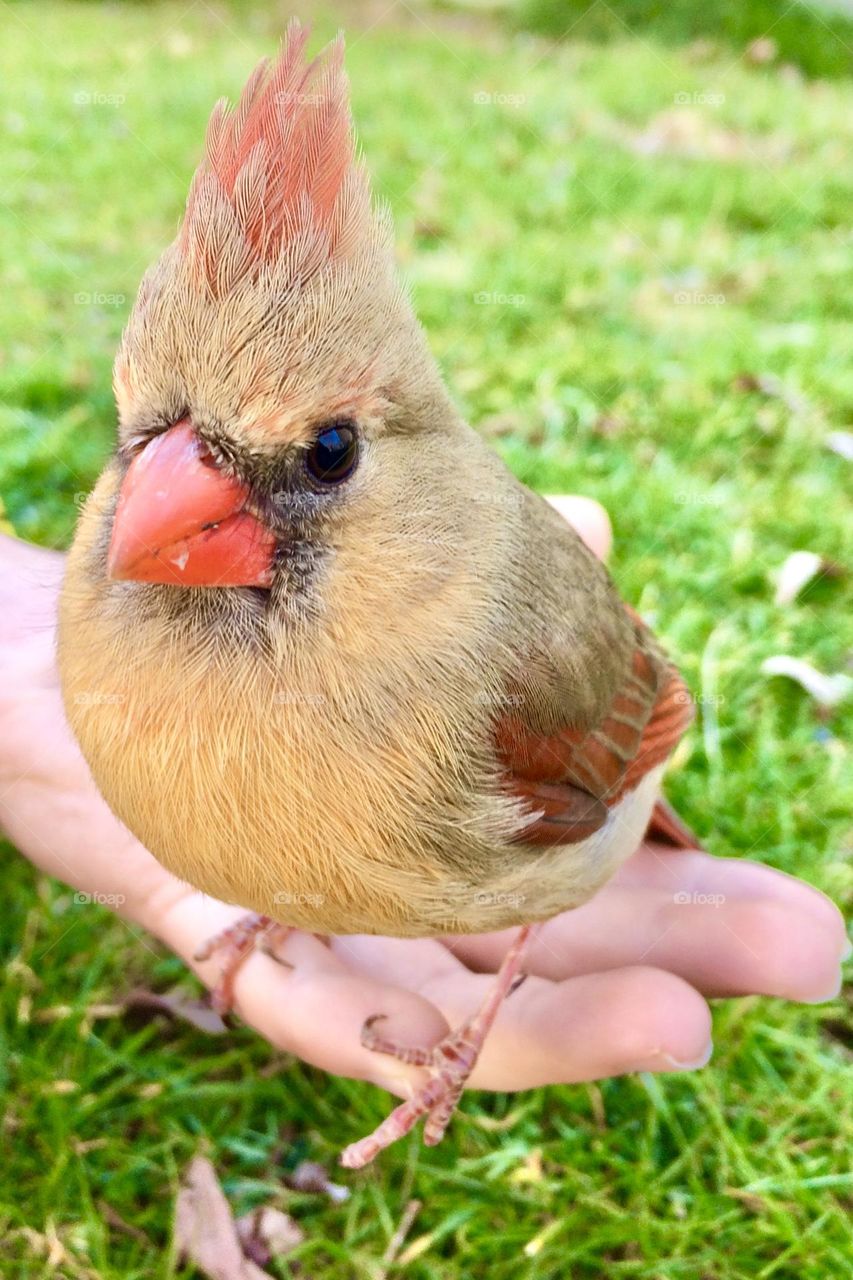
[{"x1": 112, "y1": 25, "x2": 447, "y2": 452}]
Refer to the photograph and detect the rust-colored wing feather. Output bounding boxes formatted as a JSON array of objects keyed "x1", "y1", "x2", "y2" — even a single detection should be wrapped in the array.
[{"x1": 495, "y1": 611, "x2": 695, "y2": 848}]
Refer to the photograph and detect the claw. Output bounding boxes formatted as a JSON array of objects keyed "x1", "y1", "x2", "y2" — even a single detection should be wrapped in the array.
[
  {"x1": 340, "y1": 924, "x2": 535, "y2": 1168},
  {"x1": 194, "y1": 914, "x2": 287, "y2": 1015}
]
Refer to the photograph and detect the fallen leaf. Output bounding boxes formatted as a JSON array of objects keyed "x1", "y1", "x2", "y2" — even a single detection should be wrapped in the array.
[
  {"x1": 774, "y1": 551, "x2": 836, "y2": 605},
  {"x1": 761, "y1": 656, "x2": 853, "y2": 709},
  {"x1": 235, "y1": 1208, "x2": 303, "y2": 1267},
  {"x1": 825, "y1": 431, "x2": 853, "y2": 462},
  {"x1": 286, "y1": 1160, "x2": 350, "y2": 1203},
  {"x1": 123, "y1": 988, "x2": 227, "y2": 1034},
  {"x1": 174, "y1": 1156, "x2": 270, "y2": 1280}
]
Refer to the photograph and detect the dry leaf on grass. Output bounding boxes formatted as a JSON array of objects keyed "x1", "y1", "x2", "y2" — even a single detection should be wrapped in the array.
[
  {"x1": 236, "y1": 1207, "x2": 303, "y2": 1267},
  {"x1": 285, "y1": 1159, "x2": 350, "y2": 1203},
  {"x1": 174, "y1": 1157, "x2": 270, "y2": 1280},
  {"x1": 123, "y1": 988, "x2": 227, "y2": 1034},
  {"x1": 774, "y1": 551, "x2": 842, "y2": 605}
]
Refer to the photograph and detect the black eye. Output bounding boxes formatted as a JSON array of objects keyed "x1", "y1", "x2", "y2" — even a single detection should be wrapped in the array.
[{"x1": 305, "y1": 421, "x2": 359, "y2": 485}]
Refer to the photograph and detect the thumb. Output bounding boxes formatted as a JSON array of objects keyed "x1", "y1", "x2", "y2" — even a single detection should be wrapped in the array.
[{"x1": 545, "y1": 495, "x2": 612, "y2": 562}]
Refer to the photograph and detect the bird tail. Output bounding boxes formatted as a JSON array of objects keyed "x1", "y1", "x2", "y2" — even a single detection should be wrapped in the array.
[{"x1": 647, "y1": 797, "x2": 701, "y2": 849}]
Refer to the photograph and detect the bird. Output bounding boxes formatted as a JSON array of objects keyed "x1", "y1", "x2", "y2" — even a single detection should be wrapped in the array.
[{"x1": 58, "y1": 21, "x2": 697, "y2": 1169}]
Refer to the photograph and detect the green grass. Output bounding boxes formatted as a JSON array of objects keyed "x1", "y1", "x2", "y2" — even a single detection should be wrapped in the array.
[
  {"x1": 1, "y1": 0, "x2": 852, "y2": 1275},
  {"x1": 517, "y1": 0, "x2": 853, "y2": 80}
]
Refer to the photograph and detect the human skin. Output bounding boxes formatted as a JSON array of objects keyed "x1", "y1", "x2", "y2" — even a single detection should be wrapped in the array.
[{"x1": 0, "y1": 496, "x2": 847, "y2": 1100}]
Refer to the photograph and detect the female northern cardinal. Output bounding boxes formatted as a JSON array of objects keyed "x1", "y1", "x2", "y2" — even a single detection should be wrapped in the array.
[{"x1": 59, "y1": 22, "x2": 696, "y2": 1168}]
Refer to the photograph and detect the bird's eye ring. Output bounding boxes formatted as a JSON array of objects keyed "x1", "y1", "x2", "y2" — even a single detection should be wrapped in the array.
[{"x1": 305, "y1": 421, "x2": 359, "y2": 485}]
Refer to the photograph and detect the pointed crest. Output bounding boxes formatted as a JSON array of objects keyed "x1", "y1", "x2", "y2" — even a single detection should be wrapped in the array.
[{"x1": 180, "y1": 21, "x2": 372, "y2": 293}]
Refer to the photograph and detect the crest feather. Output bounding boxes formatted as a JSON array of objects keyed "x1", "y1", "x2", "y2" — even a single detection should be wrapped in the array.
[{"x1": 181, "y1": 20, "x2": 370, "y2": 290}]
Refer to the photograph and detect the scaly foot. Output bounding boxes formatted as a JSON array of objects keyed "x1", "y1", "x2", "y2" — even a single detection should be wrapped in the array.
[
  {"x1": 340, "y1": 924, "x2": 534, "y2": 1168},
  {"x1": 194, "y1": 914, "x2": 290, "y2": 1015}
]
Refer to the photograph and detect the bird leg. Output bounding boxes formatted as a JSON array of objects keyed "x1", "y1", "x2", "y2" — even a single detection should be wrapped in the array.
[
  {"x1": 340, "y1": 923, "x2": 536, "y2": 1169},
  {"x1": 194, "y1": 914, "x2": 291, "y2": 1015}
]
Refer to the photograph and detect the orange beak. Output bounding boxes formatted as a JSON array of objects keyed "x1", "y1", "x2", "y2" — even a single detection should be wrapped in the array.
[{"x1": 106, "y1": 420, "x2": 276, "y2": 587}]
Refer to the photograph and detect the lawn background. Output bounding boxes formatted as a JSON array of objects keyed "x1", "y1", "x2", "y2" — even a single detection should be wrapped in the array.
[{"x1": 1, "y1": 0, "x2": 851, "y2": 1276}]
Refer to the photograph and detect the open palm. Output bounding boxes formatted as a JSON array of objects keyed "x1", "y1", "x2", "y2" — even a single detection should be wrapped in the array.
[{"x1": 0, "y1": 501, "x2": 845, "y2": 1106}]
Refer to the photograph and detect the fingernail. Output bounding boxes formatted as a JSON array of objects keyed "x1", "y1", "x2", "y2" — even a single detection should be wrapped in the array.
[
  {"x1": 802, "y1": 971, "x2": 843, "y2": 1004},
  {"x1": 662, "y1": 1039, "x2": 713, "y2": 1071}
]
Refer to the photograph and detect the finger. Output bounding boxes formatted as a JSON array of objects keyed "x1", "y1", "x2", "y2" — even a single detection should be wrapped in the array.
[
  {"x1": 545, "y1": 494, "x2": 612, "y2": 561},
  {"x1": 615, "y1": 843, "x2": 844, "y2": 923},
  {"x1": 335, "y1": 934, "x2": 712, "y2": 1090},
  {"x1": 444, "y1": 848, "x2": 848, "y2": 1003},
  {"x1": 158, "y1": 895, "x2": 450, "y2": 1097}
]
